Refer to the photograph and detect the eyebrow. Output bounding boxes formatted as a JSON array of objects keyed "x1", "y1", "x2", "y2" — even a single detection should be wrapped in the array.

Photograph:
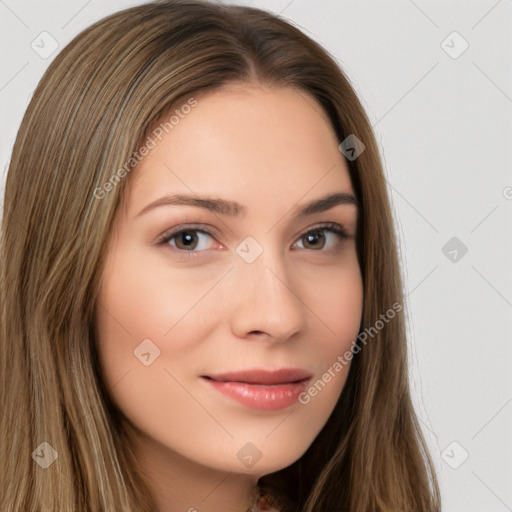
[{"x1": 135, "y1": 191, "x2": 358, "y2": 218}]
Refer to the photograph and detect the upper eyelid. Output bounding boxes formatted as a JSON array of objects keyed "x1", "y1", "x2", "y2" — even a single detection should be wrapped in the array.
[{"x1": 154, "y1": 223, "x2": 219, "y2": 245}]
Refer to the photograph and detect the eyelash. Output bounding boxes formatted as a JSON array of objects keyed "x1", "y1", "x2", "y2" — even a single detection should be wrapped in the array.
[{"x1": 154, "y1": 222, "x2": 349, "y2": 261}]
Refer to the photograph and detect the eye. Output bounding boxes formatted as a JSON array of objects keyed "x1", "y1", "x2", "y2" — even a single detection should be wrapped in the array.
[
  {"x1": 156, "y1": 225, "x2": 216, "y2": 254},
  {"x1": 293, "y1": 222, "x2": 348, "y2": 251}
]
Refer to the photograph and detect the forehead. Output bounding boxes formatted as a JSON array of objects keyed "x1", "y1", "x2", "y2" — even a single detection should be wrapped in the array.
[{"x1": 123, "y1": 84, "x2": 354, "y2": 217}]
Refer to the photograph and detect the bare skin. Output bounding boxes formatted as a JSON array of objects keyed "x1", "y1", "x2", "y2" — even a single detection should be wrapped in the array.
[{"x1": 95, "y1": 82, "x2": 363, "y2": 512}]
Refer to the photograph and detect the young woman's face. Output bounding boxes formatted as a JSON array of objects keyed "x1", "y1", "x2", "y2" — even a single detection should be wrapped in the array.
[{"x1": 95, "y1": 84, "x2": 363, "y2": 478}]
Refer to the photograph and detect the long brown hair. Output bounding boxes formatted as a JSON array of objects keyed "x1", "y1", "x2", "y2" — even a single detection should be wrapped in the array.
[{"x1": 0, "y1": 1, "x2": 441, "y2": 510}]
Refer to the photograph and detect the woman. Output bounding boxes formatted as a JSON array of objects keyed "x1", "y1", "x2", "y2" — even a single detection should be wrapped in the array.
[{"x1": 0, "y1": 1, "x2": 441, "y2": 510}]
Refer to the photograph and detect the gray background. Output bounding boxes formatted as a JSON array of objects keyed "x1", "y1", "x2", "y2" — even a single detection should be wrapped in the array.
[{"x1": 1, "y1": 1, "x2": 511, "y2": 510}]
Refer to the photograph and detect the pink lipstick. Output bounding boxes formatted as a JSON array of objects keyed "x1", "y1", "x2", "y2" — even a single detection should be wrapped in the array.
[{"x1": 201, "y1": 368, "x2": 312, "y2": 411}]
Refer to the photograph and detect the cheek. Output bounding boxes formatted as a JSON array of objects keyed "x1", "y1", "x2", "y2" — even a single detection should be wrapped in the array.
[
  {"x1": 325, "y1": 270, "x2": 363, "y2": 348},
  {"x1": 94, "y1": 253, "x2": 169, "y2": 398},
  {"x1": 93, "y1": 259, "x2": 210, "y2": 448},
  {"x1": 95, "y1": 249, "x2": 215, "y2": 350},
  {"x1": 307, "y1": 256, "x2": 363, "y2": 350},
  {"x1": 300, "y1": 261, "x2": 363, "y2": 398},
  {"x1": 94, "y1": 250, "x2": 221, "y2": 404}
]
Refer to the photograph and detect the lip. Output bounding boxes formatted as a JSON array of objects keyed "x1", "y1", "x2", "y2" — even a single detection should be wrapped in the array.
[{"x1": 201, "y1": 368, "x2": 313, "y2": 411}]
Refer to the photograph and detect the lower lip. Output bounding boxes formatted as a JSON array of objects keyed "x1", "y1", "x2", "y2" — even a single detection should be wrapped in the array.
[{"x1": 203, "y1": 378, "x2": 310, "y2": 411}]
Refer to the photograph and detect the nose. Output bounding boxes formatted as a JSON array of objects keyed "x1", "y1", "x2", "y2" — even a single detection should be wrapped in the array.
[{"x1": 229, "y1": 250, "x2": 308, "y2": 343}]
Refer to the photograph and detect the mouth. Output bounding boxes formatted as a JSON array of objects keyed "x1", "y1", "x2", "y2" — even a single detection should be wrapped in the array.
[
  {"x1": 200, "y1": 368, "x2": 313, "y2": 410},
  {"x1": 202, "y1": 367, "x2": 313, "y2": 385}
]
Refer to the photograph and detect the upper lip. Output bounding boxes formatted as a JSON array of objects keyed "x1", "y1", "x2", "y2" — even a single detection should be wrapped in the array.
[{"x1": 202, "y1": 368, "x2": 313, "y2": 385}]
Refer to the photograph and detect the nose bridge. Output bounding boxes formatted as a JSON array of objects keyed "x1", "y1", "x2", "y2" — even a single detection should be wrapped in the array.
[{"x1": 230, "y1": 239, "x2": 307, "y2": 340}]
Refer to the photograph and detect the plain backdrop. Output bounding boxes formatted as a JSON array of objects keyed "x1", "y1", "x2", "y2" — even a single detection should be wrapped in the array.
[{"x1": 1, "y1": 1, "x2": 511, "y2": 510}]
